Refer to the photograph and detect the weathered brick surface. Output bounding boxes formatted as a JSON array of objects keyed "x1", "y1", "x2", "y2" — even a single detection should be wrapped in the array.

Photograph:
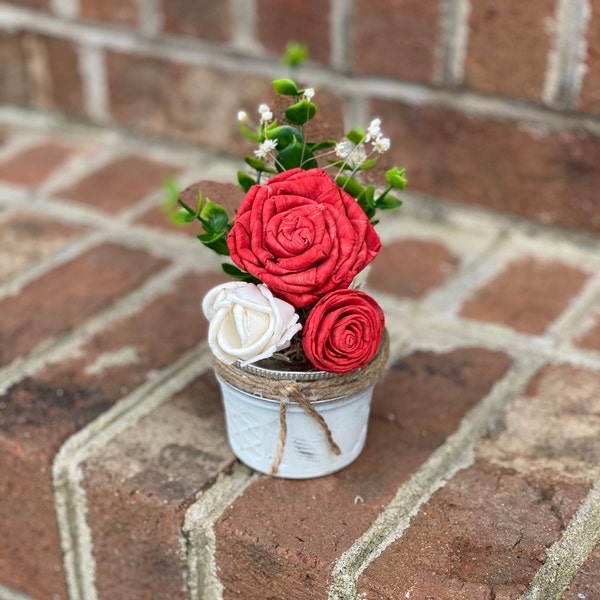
[
  {"x1": 105, "y1": 52, "x2": 274, "y2": 154},
  {"x1": 2, "y1": 0, "x2": 48, "y2": 10},
  {"x1": 352, "y1": 0, "x2": 439, "y2": 82},
  {"x1": 579, "y1": 0, "x2": 600, "y2": 115},
  {"x1": 368, "y1": 239, "x2": 458, "y2": 299},
  {"x1": 460, "y1": 257, "x2": 589, "y2": 335},
  {"x1": 213, "y1": 349, "x2": 511, "y2": 599},
  {"x1": 162, "y1": 0, "x2": 232, "y2": 43},
  {"x1": 256, "y1": 0, "x2": 331, "y2": 63},
  {"x1": 0, "y1": 30, "x2": 29, "y2": 104},
  {"x1": 464, "y1": 0, "x2": 555, "y2": 102},
  {"x1": 0, "y1": 213, "x2": 83, "y2": 283},
  {"x1": 79, "y1": 0, "x2": 138, "y2": 25},
  {"x1": 0, "y1": 141, "x2": 79, "y2": 186},
  {"x1": 370, "y1": 99, "x2": 600, "y2": 233},
  {"x1": 0, "y1": 243, "x2": 168, "y2": 367},
  {"x1": 56, "y1": 155, "x2": 180, "y2": 212},
  {"x1": 358, "y1": 364, "x2": 600, "y2": 599},
  {"x1": 0, "y1": 270, "x2": 226, "y2": 598},
  {"x1": 83, "y1": 371, "x2": 233, "y2": 600}
]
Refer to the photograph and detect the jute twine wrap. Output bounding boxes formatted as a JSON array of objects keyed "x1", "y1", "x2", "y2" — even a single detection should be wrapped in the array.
[{"x1": 214, "y1": 330, "x2": 390, "y2": 475}]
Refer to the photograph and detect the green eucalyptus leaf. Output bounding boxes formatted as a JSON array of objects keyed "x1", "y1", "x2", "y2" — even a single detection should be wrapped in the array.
[
  {"x1": 276, "y1": 142, "x2": 305, "y2": 171},
  {"x1": 170, "y1": 207, "x2": 197, "y2": 225},
  {"x1": 245, "y1": 156, "x2": 267, "y2": 171},
  {"x1": 266, "y1": 125, "x2": 302, "y2": 149},
  {"x1": 376, "y1": 194, "x2": 403, "y2": 210},
  {"x1": 237, "y1": 171, "x2": 255, "y2": 193},
  {"x1": 308, "y1": 140, "x2": 336, "y2": 152},
  {"x1": 161, "y1": 177, "x2": 180, "y2": 210},
  {"x1": 200, "y1": 199, "x2": 229, "y2": 233},
  {"x1": 222, "y1": 263, "x2": 261, "y2": 283},
  {"x1": 346, "y1": 128, "x2": 365, "y2": 145},
  {"x1": 356, "y1": 157, "x2": 378, "y2": 170},
  {"x1": 282, "y1": 41, "x2": 308, "y2": 67},
  {"x1": 335, "y1": 175, "x2": 365, "y2": 199},
  {"x1": 285, "y1": 99, "x2": 317, "y2": 125},
  {"x1": 239, "y1": 123, "x2": 260, "y2": 142},
  {"x1": 272, "y1": 78, "x2": 299, "y2": 95},
  {"x1": 197, "y1": 232, "x2": 230, "y2": 255}
]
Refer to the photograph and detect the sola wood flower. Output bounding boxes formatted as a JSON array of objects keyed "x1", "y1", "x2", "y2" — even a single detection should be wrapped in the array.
[
  {"x1": 227, "y1": 168, "x2": 381, "y2": 308},
  {"x1": 302, "y1": 289, "x2": 385, "y2": 374},
  {"x1": 202, "y1": 281, "x2": 302, "y2": 365}
]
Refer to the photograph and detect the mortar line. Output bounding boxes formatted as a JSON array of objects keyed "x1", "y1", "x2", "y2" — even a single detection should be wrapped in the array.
[
  {"x1": 328, "y1": 357, "x2": 542, "y2": 599},
  {"x1": 0, "y1": 583, "x2": 37, "y2": 600},
  {"x1": 0, "y1": 260, "x2": 195, "y2": 395},
  {"x1": 3, "y1": 4, "x2": 600, "y2": 136},
  {"x1": 438, "y1": 0, "x2": 471, "y2": 86},
  {"x1": 518, "y1": 477, "x2": 600, "y2": 600},
  {"x1": 53, "y1": 344, "x2": 215, "y2": 600},
  {"x1": 183, "y1": 464, "x2": 260, "y2": 600}
]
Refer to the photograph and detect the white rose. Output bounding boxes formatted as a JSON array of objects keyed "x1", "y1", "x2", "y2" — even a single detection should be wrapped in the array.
[{"x1": 202, "y1": 282, "x2": 302, "y2": 365}]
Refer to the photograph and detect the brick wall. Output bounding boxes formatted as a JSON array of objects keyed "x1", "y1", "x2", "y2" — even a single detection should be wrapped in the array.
[{"x1": 1, "y1": 0, "x2": 600, "y2": 233}]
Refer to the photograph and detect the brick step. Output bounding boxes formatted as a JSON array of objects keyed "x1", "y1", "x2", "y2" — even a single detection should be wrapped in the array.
[{"x1": 1, "y1": 123, "x2": 600, "y2": 600}]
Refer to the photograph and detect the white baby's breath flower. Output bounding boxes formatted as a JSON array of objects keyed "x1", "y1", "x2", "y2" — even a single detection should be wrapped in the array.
[
  {"x1": 202, "y1": 282, "x2": 302, "y2": 365},
  {"x1": 373, "y1": 136, "x2": 391, "y2": 154},
  {"x1": 335, "y1": 138, "x2": 354, "y2": 160},
  {"x1": 303, "y1": 88, "x2": 315, "y2": 101},
  {"x1": 237, "y1": 110, "x2": 248, "y2": 123},
  {"x1": 254, "y1": 138, "x2": 278, "y2": 160},
  {"x1": 258, "y1": 103, "x2": 273, "y2": 123},
  {"x1": 365, "y1": 118, "x2": 382, "y2": 142}
]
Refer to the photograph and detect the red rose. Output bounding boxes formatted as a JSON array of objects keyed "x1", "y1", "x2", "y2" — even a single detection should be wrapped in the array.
[
  {"x1": 302, "y1": 289, "x2": 385, "y2": 373},
  {"x1": 227, "y1": 168, "x2": 381, "y2": 308}
]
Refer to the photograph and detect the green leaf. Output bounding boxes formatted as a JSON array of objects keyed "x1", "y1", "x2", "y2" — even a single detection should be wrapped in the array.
[
  {"x1": 346, "y1": 128, "x2": 365, "y2": 145},
  {"x1": 266, "y1": 125, "x2": 302, "y2": 149},
  {"x1": 386, "y1": 166, "x2": 408, "y2": 190},
  {"x1": 285, "y1": 100, "x2": 317, "y2": 125},
  {"x1": 222, "y1": 263, "x2": 261, "y2": 283},
  {"x1": 282, "y1": 41, "x2": 308, "y2": 67},
  {"x1": 276, "y1": 141, "x2": 305, "y2": 171},
  {"x1": 376, "y1": 194, "x2": 403, "y2": 210},
  {"x1": 273, "y1": 78, "x2": 298, "y2": 95},
  {"x1": 245, "y1": 156, "x2": 267, "y2": 171},
  {"x1": 307, "y1": 140, "x2": 336, "y2": 153},
  {"x1": 197, "y1": 232, "x2": 230, "y2": 256},
  {"x1": 238, "y1": 123, "x2": 260, "y2": 142},
  {"x1": 237, "y1": 171, "x2": 255, "y2": 193},
  {"x1": 357, "y1": 157, "x2": 378, "y2": 170},
  {"x1": 161, "y1": 177, "x2": 180, "y2": 211},
  {"x1": 169, "y1": 207, "x2": 197, "y2": 225},
  {"x1": 335, "y1": 175, "x2": 365, "y2": 199},
  {"x1": 199, "y1": 199, "x2": 229, "y2": 234},
  {"x1": 357, "y1": 186, "x2": 376, "y2": 220}
]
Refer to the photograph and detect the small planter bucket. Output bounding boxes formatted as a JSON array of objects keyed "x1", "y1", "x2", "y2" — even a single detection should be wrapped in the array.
[{"x1": 214, "y1": 331, "x2": 389, "y2": 479}]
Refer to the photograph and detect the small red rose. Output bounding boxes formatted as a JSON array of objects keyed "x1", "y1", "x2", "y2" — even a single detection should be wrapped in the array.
[
  {"x1": 302, "y1": 289, "x2": 385, "y2": 373},
  {"x1": 227, "y1": 168, "x2": 381, "y2": 308}
]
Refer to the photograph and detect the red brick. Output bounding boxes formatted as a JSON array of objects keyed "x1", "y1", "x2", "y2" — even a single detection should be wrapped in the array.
[
  {"x1": 370, "y1": 99, "x2": 600, "y2": 233},
  {"x1": 79, "y1": 0, "x2": 138, "y2": 24},
  {"x1": 256, "y1": 0, "x2": 331, "y2": 63},
  {"x1": 83, "y1": 371, "x2": 233, "y2": 600},
  {"x1": 162, "y1": 0, "x2": 232, "y2": 43},
  {"x1": 105, "y1": 52, "x2": 274, "y2": 154},
  {"x1": 574, "y1": 308, "x2": 600, "y2": 351},
  {"x1": 464, "y1": 0, "x2": 555, "y2": 102},
  {"x1": 213, "y1": 349, "x2": 511, "y2": 598},
  {"x1": 136, "y1": 180, "x2": 245, "y2": 234},
  {"x1": 2, "y1": 0, "x2": 49, "y2": 9},
  {"x1": 460, "y1": 257, "x2": 589, "y2": 335},
  {"x1": 0, "y1": 140, "x2": 79, "y2": 186},
  {"x1": 0, "y1": 31, "x2": 29, "y2": 104},
  {"x1": 368, "y1": 239, "x2": 458, "y2": 299},
  {"x1": 579, "y1": 0, "x2": 600, "y2": 115},
  {"x1": 352, "y1": 0, "x2": 439, "y2": 82},
  {"x1": 358, "y1": 364, "x2": 600, "y2": 599},
  {"x1": 563, "y1": 545, "x2": 600, "y2": 599},
  {"x1": 0, "y1": 213, "x2": 83, "y2": 283},
  {"x1": 0, "y1": 270, "x2": 226, "y2": 598},
  {"x1": 56, "y1": 155, "x2": 180, "y2": 213},
  {"x1": 0, "y1": 243, "x2": 168, "y2": 367}
]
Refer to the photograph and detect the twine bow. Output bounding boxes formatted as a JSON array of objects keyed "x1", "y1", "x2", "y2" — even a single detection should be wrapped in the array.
[{"x1": 269, "y1": 382, "x2": 341, "y2": 475}]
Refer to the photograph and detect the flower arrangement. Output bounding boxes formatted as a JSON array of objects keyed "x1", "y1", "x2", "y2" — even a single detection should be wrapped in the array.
[{"x1": 167, "y1": 46, "x2": 406, "y2": 376}]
